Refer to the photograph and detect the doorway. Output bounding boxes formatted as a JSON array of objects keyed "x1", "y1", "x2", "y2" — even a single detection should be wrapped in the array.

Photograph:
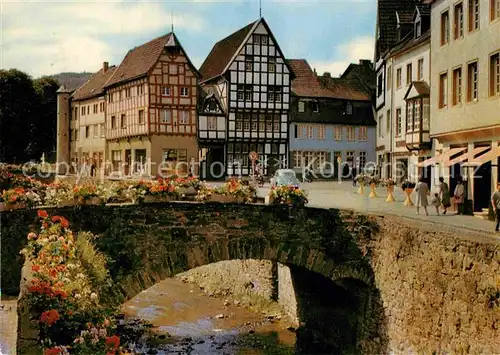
[
  {"x1": 124, "y1": 149, "x2": 131, "y2": 176},
  {"x1": 473, "y1": 161, "x2": 492, "y2": 212}
]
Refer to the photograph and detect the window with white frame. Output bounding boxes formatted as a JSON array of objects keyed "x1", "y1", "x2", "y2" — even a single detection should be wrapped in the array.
[
  {"x1": 207, "y1": 117, "x2": 217, "y2": 130},
  {"x1": 307, "y1": 125, "x2": 313, "y2": 139},
  {"x1": 414, "y1": 101, "x2": 421, "y2": 131},
  {"x1": 358, "y1": 126, "x2": 367, "y2": 141},
  {"x1": 298, "y1": 101, "x2": 305, "y2": 112},
  {"x1": 245, "y1": 55, "x2": 253, "y2": 71},
  {"x1": 396, "y1": 108, "x2": 402, "y2": 136},
  {"x1": 311, "y1": 101, "x2": 319, "y2": 112},
  {"x1": 406, "y1": 103, "x2": 413, "y2": 132},
  {"x1": 162, "y1": 86, "x2": 171, "y2": 96},
  {"x1": 268, "y1": 57, "x2": 276, "y2": 73},
  {"x1": 296, "y1": 124, "x2": 303, "y2": 139},
  {"x1": 378, "y1": 115, "x2": 383, "y2": 137},
  {"x1": 359, "y1": 151, "x2": 366, "y2": 169},
  {"x1": 334, "y1": 126, "x2": 342, "y2": 141},
  {"x1": 293, "y1": 151, "x2": 303, "y2": 168},
  {"x1": 346, "y1": 151, "x2": 355, "y2": 164},
  {"x1": 161, "y1": 109, "x2": 171, "y2": 123},
  {"x1": 179, "y1": 110, "x2": 189, "y2": 124},
  {"x1": 316, "y1": 152, "x2": 327, "y2": 169},
  {"x1": 93, "y1": 124, "x2": 98, "y2": 138},
  {"x1": 346, "y1": 102, "x2": 352, "y2": 115},
  {"x1": 267, "y1": 86, "x2": 282, "y2": 102},
  {"x1": 347, "y1": 126, "x2": 355, "y2": 141},
  {"x1": 180, "y1": 87, "x2": 189, "y2": 97},
  {"x1": 422, "y1": 98, "x2": 430, "y2": 130},
  {"x1": 317, "y1": 125, "x2": 326, "y2": 140},
  {"x1": 100, "y1": 123, "x2": 105, "y2": 137}
]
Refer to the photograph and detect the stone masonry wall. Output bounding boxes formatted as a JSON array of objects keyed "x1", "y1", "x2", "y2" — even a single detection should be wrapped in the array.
[{"x1": 343, "y1": 212, "x2": 500, "y2": 354}]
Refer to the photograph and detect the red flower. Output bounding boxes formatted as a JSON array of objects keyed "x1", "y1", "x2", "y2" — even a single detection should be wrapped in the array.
[
  {"x1": 37, "y1": 210, "x2": 48, "y2": 219},
  {"x1": 31, "y1": 264, "x2": 40, "y2": 272},
  {"x1": 106, "y1": 335, "x2": 120, "y2": 349},
  {"x1": 59, "y1": 217, "x2": 69, "y2": 229},
  {"x1": 51, "y1": 216, "x2": 60, "y2": 223},
  {"x1": 40, "y1": 309, "x2": 60, "y2": 326},
  {"x1": 44, "y1": 347, "x2": 62, "y2": 355}
]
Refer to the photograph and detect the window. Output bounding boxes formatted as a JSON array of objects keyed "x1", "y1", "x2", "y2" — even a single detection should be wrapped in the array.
[
  {"x1": 307, "y1": 125, "x2": 313, "y2": 139},
  {"x1": 298, "y1": 101, "x2": 305, "y2": 112},
  {"x1": 439, "y1": 72, "x2": 448, "y2": 108},
  {"x1": 75, "y1": 129, "x2": 79, "y2": 141},
  {"x1": 81, "y1": 106, "x2": 85, "y2": 115},
  {"x1": 273, "y1": 121, "x2": 280, "y2": 132},
  {"x1": 422, "y1": 98, "x2": 430, "y2": 130},
  {"x1": 378, "y1": 115, "x2": 383, "y2": 137},
  {"x1": 100, "y1": 123, "x2": 105, "y2": 137},
  {"x1": 492, "y1": 0, "x2": 500, "y2": 21},
  {"x1": 111, "y1": 150, "x2": 121, "y2": 171},
  {"x1": 396, "y1": 108, "x2": 402, "y2": 136},
  {"x1": 93, "y1": 124, "x2": 98, "y2": 138},
  {"x1": 138, "y1": 84, "x2": 144, "y2": 95},
  {"x1": 454, "y1": 2, "x2": 464, "y2": 39},
  {"x1": 261, "y1": 36, "x2": 268, "y2": 45},
  {"x1": 467, "y1": 61, "x2": 478, "y2": 101},
  {"x1": 161, "y1": 110, "x2": 171, "y2": 123},
  {"x1": 406, "y1": 102, "x2": 413, "y2": 132},
  {"x1": 85, "y1": 126, "x2": 90, "y2": 138},
  {"x1": 180, "y1": 87, "x2": 189, "y2": 97},
  {"x1": 417, "y1": 59, "x2": 424, "y2": 80},
  {"x1": 387, "y1": 66, "x2": 392, "y2": 90},
  {"x1": 138, "y1": 109, "x2": 145, "y2": 124},
  {"x1": 93, "y1": 104, "x2": 98, "y2": 114},
  {"x1": 162, "y1": 86, "x2": 171, "y2": 96},
  {"x1": 268, "y1": 57, "x2": 276, "y2": 73},
  {"x1": 377, "y1": 72, "x2": 383, "y2": 97},
  {"x1": 414, "y1": 101, "x2": 421, "y2": 131},
  {"x1": 346, "y1": 102, "x2": 352, "y2": 115},
  {"x1": 87, "y1": 106, "x2": 90, "y2": 114},
  {"x1": 468, "y1": 0, "x2": 480, "y2": 31},
  {"x1": 347, "y1": 126, "x2": 355, "y2": 141},
  {"x1": 416, "y1": 21, "x2": 422, "y2": 37},
  {"x1": 358, "y1": 126, "x2": 367, "y2": 141},
  {"x1": 396, "y1": 68, "x2": 402, "y2": 88},
  {"x1": 237, "y1": 84, "x2": 252, "y2": 101},
  {"x1": 406, "y1": 63, "x2": 412, "y2": 85},
  {"x1": 346, "y1": 151, "x2": 355, "y2": 164},
  {"x1": 453, "y1": 67, "x2": 462, "y2": 105},
  {"x1": 312, "y1": 101, "x2": 319, "y2": 112},
  {"x1": 108, "y1": 94, "x2": 113, "y2": 103},
  {"x1": 253, "y1": 34, "x2": 261, "y2": 44},
  {"x1": 111, "y1": 116, "x2": 116, "y2": 129},
  {"x1": 386, "y1": 109, "x2": 391, "y2": 134},
  {"x1": 125, "y1": 88, "x2": 131, "y2": 98},
  {"x1": 99, "y1": 102, "x2": 104, "y2": 112},
  {"x1": 490, "y1": 53, "x2": 500, "y2": 97},
  {"x1": 318, "y1": 125, "x2": 326, "y2": 140},
  {"x1": 334, "y1": 126, "x2": 342, "y2": 141},
  {"x1": 245, "y1": 55, "x2": 253, "y2": 71},
  {"x1": 293, "y1": 151, "x2": 303, "y2": 168},
  {"x1": 267, "y1": 86, "x2": 282, "y2": 102},
  {"x1": 120, "y1": 114, "x2": 126, "y2": 128},
  {"x1": 179, "y1": 110, "x2": 189, "y2": 124},
  {"x1": 118, "y1": 91, "x2": 122, "y2": 101},
  {"x1": 441, "y1": 11, "x2": 450, "y2": 45},
  {"x1": 207, "y1": 117, "x2": 217, "y2": 130},
  {"x1": 359, "y1": 151, "x2": 366, "y2": 169}
]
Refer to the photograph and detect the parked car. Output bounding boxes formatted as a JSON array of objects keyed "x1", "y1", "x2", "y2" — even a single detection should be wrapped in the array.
[{"x1": 270, "y1": 169, "x2": 301, "y2": 188}]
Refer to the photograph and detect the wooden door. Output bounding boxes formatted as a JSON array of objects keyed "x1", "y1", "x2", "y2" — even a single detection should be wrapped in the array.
[{"x1": 124, "y1": 150, "x2": 131, "y2": 176}]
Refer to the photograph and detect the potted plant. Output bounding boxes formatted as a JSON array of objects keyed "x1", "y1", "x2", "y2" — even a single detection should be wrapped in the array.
[
  {"x1": 355, "y1": 174, "x2": 368, "y2": 194},
  {"x1": 384, "y1": 178, "x2": 396, "y2": 202},
  {"x1": 72, "y1": 183, "x2": 102, "y2": 205},
  {"x1": 401, "y1": 180, "x2": 416, "y2": 206},
  {"x1": 368, "y1": 176, "x2": 380, "y2": 198},
  {"x1": 268, "y1": 185, "x2": 308, "y2": 207}
]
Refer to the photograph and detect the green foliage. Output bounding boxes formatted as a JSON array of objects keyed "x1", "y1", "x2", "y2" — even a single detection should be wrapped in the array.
[{"x1": 76, "y1": 232, "x2": 110, "y2": 288}]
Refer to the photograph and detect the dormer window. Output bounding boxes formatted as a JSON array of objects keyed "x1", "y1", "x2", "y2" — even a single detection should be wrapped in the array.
[
  {"x1": 415, "y1": 20, "x2": 421, "y2": 38},
  {"x1": 346, "y1": 102, "x2": 353, "y2": 115},
  {"x1": 311, "y1": 101, "x2": 319, "y2": 113}
]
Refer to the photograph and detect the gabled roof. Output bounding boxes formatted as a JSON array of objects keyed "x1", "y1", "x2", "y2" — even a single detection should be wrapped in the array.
[
  {"x1": 288, "y1": 59, "x2": 371, "y2": 101},
  {"x1": 72, "y1": 65, "x2": 117, "y2": 101},
  {"x1": 376, "y1": 0, "x2": 417, "y2": 56},
  {"x1": 105, "y1": 32, "x2": 200, "y2": 88},
  {"x1": 199, "y1": 17, "x2": 294, "y2": 83},
  {"x1": 404, "y1": 80, "x2": 430, "y2": 100},
  {"x1": 200, "y1": 86, "x2": 226, "y2": 114},
  {"x1": 390, "y1": 30, "x2": 430, "y2": 57}
]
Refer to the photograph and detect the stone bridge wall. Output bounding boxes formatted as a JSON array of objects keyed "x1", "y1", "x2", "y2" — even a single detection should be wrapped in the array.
[{"x1": 1, "y1": 203, "x2": 499, "y2": 353}]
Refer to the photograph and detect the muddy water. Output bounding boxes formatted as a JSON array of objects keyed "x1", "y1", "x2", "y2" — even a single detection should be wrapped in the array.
[{"x1": 122, "y1": 278, "x2": 296, "y2": 354}]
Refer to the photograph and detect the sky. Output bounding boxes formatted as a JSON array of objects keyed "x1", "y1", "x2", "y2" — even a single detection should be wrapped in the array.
[{"x1": 1, "y1": 0, "x2": 376, "y2": 79}]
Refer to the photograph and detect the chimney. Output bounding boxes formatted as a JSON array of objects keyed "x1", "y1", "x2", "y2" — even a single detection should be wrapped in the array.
[
  {"x1": 313, "y1": 68, "x2": 317, "y2": 75},
  {"x1": 323, "y1": 72, "x2": 331, "y2": 78},
  {"x1": 359, "y1": 59, "x2": 372, "y2": 66},
  {"x1": 103, "y1": 61, "x2": 109, "y2": 72}
]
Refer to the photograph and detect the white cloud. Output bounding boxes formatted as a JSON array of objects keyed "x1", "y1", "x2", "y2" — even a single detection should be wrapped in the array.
[
  {"x1": 309, "y1": 36, "x2": 374, "y2": 77},
  {"x1": 1, "y1": 0, "x2": 205, "y2": 77}
]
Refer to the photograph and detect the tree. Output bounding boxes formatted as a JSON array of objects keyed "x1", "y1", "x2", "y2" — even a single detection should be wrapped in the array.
[{"x1": 32, "y1": 76, "x2": 59, "y2": 160}]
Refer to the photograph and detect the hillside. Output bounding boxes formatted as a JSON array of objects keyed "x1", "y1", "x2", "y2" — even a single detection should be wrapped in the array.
[{"x1": 49, "y1": 72, "x2": 93, "y2": 91}]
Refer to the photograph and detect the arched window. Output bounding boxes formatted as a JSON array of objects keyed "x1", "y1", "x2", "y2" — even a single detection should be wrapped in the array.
[{"x1": 346, "y1": 102, "x2": 353, "y2": 115}]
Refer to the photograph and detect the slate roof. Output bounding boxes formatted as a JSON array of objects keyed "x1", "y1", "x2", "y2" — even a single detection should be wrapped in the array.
[
  {"x1": 377, "y1": 0, "x2": 418, "y2": 57},
  {"x1": 288, "y1": 59, "x2": 371, "y2": 101},
  {"x1": 390, "y1": 29, "x2": 430, "y2": 57},
  {"x1": 199, "y1": 20, "x2": 257, "y2": 83},
  {"x1": 416, "y1": 2, "x2": 431, "y2": 16},
  {"x1": 105, "y1": 32, "x2": 200, "y2": 88},
  {"x1": 72, "y1": 65, "x2": 117, "y2": 101},
  {"x1": 339, "y1": 60, "x2": 376, "y2": 97}
]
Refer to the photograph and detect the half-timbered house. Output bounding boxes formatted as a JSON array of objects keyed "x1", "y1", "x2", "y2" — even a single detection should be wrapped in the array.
[
  {"x1": 104, "y1": 32, "x2": 200, "y2": 177},
  {"x1": 198, "y1": 18, "x2": 294, "y2": 177}
]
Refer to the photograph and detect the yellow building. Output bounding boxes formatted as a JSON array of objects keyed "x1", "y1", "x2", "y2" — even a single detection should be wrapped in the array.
[{"x1": 103, "y1": 32, "x2": 200, "y2": 177}]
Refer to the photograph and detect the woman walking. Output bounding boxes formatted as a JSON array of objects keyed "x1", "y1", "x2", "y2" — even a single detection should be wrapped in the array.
[
  {"x1": 415, "y1": 176, "x2": 430, "y2": 215},
  {"x1": 454, "y1": 179, "x2": 465, "y2": 214},
  {"x1": 438, "y1": 177, "x2": 451, "y2": 214}
]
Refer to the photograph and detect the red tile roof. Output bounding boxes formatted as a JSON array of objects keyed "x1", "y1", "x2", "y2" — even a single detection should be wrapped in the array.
[
  {"x1": 72, "y1": 65, "x2": 116, "y2": 101},
  {"x1": 105, "y1": 32, "x2": 199, "y2": 88},
  {"x1": 199, "y1": 20, "x2": 257, "y2": 83},
  {"x1": 288, "y1": 59, "x2": 371, "y2": 101}
]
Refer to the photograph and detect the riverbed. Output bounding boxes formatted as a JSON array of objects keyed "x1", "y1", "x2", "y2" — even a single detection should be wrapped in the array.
[{"x1": 122, "y1": 278, "x2": 296, "y2": 354}]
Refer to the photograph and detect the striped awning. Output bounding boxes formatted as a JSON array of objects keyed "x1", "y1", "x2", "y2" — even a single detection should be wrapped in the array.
[
  {"x1": 443, "y1": 146, "x2": 490, "y2": 167},
  {"x1": 417, "y1": 147, "x2": 467, "y2": 167},
  {"x1": 462, "y1": 146, "x2": 500, "y2": 167}
]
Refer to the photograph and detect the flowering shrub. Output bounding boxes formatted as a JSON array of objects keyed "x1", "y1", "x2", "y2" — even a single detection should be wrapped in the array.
[
  {"x1": 368, "y1": 176, "x2": 380, "y2": 185},
  {"x1": 1, "y1": 187, "x2": 42, "y2": 207},
  {"x1": 22, "y1": 210, "x2": 127, "y2": 353},
  {"x1": 381, "y1": 178, "x2": 395, "y2": 187},
  {"x1": 355, "y1": 174, "x2": 369, "y2": 185},
  {"x1": 72, "y1": 184, "x2": 100, "y2": 202},
  {"x1": 43, "y1": 182, "x2": 74, "y2": 206},
  {"x1": 269, "y1": 185, "x2": 308, "y2": 206},
  {"x1": 195, "y1": 183, "x2": 214, "y2": 202},
  {"x1": 216, "y1": 178, "x2": 257, "y2": 203},
  {"x1": 401, "y1": 181, "x2": 416, "y2": 190}
]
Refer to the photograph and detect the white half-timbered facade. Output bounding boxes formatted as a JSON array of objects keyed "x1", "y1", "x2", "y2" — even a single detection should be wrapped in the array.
[{"x1": 198, "y1": 18, "x2": 294, "y2": 178}]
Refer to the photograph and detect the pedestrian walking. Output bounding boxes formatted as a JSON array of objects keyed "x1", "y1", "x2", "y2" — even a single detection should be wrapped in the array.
[
  {"x1": 352, "y1": 166, "x2": 357, "y2": 187},
  {"x1": 454, "y1": 179, "x2": 465, "y2": 214},
  {"x1": 431, "y1": 193, "x2": 441, "y2": 215},
  {"x1": 438, "y1": 177, "x2": 451, "y2": 215},
  {"x1": 491, "y1": 182, "x2": 500, "y2": 232},
  {"x1": 415, "y1": 176, "x2": 430, "y2": 215}
]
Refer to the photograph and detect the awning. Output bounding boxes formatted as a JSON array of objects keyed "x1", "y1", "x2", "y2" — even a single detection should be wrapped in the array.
[
  {"x1": 417, "y1": 147, "x2": 467, "y2": 167},
  {"x1": 462, "y1": 146, "x2": 500, "y2": 167},
  {"x1": 443, "y1": 146, "x2": 490, "y2": 167}
]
